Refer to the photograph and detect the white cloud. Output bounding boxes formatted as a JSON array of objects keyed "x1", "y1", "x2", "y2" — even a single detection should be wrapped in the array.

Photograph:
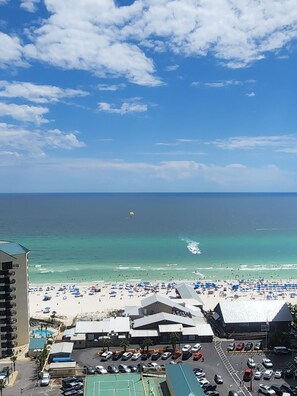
[
  {"x1": 0, "y1": 32, "x2": 24, "y2": 67},
  {"x1": 0, "y1": 81, "x2": 88, "y2": 103},
  {"x1": 0, "y1": 122, "x2": 85, "y2": 158},
  {"x1": 0, "y1": 102, "x2": 49, "y2": 124},
  {"x1": 246, "y1": 92, "x2": 256, "y2": 97},
  {"x1": 98, "y1": 101, "x2": 147, "y2": 115},
  {"x1": 20, "y1": 0, "x2": 40, "y2": 12},
  {"x1": 164, "y1": 64, "x2": 179, "y2": 71},
  {"x1": 209, "y1": 134, "x2": 297, "y2": 151},
  {"x1": 97, "y1": 83, "x2": 126, "y2": 91}
]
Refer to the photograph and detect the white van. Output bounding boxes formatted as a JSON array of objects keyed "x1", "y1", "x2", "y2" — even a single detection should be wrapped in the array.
[{"x1": 273, "y1": 346, "x2": 292, "y2": 354}]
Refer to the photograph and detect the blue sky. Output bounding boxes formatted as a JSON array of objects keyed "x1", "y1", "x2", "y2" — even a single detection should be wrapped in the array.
[{"x1": 1, "y1": 0, "x2": 297, "y2": 192}]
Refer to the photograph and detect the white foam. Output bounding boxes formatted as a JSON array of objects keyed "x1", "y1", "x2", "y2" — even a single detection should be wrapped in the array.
[{"x1": 180, "y1": 237, "x2": 201, "y2": 255}]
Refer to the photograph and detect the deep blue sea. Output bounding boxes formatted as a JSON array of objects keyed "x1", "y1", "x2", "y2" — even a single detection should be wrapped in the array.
[{"x1": 1, "y1": 193, "x2": 297, "y2": 284}]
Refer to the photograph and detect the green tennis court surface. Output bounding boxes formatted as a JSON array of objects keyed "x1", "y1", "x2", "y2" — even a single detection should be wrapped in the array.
[{"x1": 85, "y1": 373, "x2": 147, "y2": 396}]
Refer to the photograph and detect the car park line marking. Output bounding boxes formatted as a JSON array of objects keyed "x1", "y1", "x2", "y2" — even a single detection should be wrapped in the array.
[{"x1": 215, "y1": 341, "x2": 252, "y2": 396}]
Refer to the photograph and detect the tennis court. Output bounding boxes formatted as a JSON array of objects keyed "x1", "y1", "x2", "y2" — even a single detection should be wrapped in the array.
[{"x1": 85, "y1": 373, "x2": 147, "y2": 396}]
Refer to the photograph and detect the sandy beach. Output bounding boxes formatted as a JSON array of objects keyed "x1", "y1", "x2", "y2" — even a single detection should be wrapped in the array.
[{"x1": 28, "y1": 279, "x2": 297, "y2": 327}]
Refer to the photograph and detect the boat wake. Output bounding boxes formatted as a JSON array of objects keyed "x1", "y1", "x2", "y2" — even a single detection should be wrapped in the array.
[{"x1": 181, "y1": 238, "x2": 201, "y2": 255}]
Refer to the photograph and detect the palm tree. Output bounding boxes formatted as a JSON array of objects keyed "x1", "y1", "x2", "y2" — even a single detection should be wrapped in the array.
[
  {"x1": 120, "y1": 339, "x2": 130, "y2": 352},
  {"x1": 169, "y1": 332, "x2": 181, "y2": 352},
  {"x1": 0, "y1": 379, "x2": 4, "y2": 396},
  {"x1": 10, "y1": 355, "x2": 17, "y2": 372},
  {"x1": 102, "y1": 338, "x2": 112, "y2": 351},
  {"x1": 140, "y1": 338, "x2": 154, "y2": 353}
]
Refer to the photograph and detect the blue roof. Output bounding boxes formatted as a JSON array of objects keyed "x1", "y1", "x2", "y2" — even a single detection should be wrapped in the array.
[
  {"x1": 166, "y1": 364, "x2": 205, "y2": 396},
  {"x1": 0, "y1": 241, "x2": 30, "y2": 256},
  {"x1": 29, "y1": 337, "x2": 47, "y2": 351}
]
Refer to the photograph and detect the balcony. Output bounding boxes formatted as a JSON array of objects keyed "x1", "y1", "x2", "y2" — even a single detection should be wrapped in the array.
[
  {"x1": 1, "y1": 333, "x2": 17, "y2": 341},
  {"x1": 0, "y1": 309, "x2": 17, "y2": 317},
  {"x1": 0, "y1": 278, "x2": 16, "y2": 286},
  {"x1": 0, "y1": 325, "x2": 17, "y2": 333},
  {"x1": 0, "y1": 318, "x2": 17, "y2": 325},
  {"x1": 0, "y1": 302, "x2": 16, "y2": 309},
  {"x1": 1, "y1": 341, "x2": 17, "y2": 349},
  {"x1": 0, "y1": 286, "x2": 16, "y2": 293}
]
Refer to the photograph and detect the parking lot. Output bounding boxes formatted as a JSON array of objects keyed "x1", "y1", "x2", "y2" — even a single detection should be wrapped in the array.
[{"x1": 3, "y1": 341, "x2": 297, "y2": 396}]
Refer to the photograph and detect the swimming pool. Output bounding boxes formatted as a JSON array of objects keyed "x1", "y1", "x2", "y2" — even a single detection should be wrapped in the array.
[{"x1": 32, "y1": 329, "x2": 54, "y2": 337}]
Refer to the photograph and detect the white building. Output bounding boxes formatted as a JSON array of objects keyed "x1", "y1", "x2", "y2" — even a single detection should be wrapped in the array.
[{"x1": 0, "y1": 241, "x2": 30, "y2": 358}]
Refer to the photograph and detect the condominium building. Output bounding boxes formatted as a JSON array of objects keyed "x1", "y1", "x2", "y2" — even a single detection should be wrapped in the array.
[{"x1": 0, "y1": 241, "x2": 30, "y2": 358}]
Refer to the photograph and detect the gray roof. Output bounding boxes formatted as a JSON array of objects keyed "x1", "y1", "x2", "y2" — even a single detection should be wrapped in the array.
[
  {"x1": 75, "y1": 317, "x2": 130, "y2": 334},
  {"x1": 141, "y1": 294, "x2": 198, "y2": 317},
  {"x1": 0, "y1": 241, "x2": 30, "y2": 256},
  {"x1": 50, "y1": 342, "x2": 73, "y2": 355},
  {"x1": 216, "y1": 300, "x2": 292, "y2": 324},
  {"x1": 175, "y1": 283, "x2": 203, "y2": 306},
  {"x1": 133, "y1": 312, "x2": 194, "y2": 329}
]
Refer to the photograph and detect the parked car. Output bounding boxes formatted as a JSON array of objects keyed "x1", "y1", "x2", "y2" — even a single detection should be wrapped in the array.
[
  {"x1": 40, "y1": 372, "x2": 50, "y2": 386},
  {"x1": 228, "y1": 391, "x2": 238, "y2": 396},
  {"x1": 107, "y1": 365, "x2": 119, "y2": 374},
  {"x1": 262, "y1": 358, "x2": 273, "y2": 368},
  {"x1": 247, "y1": 358, "x2": 256, "y2": 368},
  {"x1": 131, "y1": 353, "x2": 142, "y2": 361},
  {"x1": 258, "y1": 384, "x2": 276, "y2": 396},
  {"x1": 161, "y1": 352, "x2": 172, "y2": 360},
  {"x1": 263, "y1": 370, "x2": 273, "y2": 380},
  {"x1": 96, "y1": 365, "x2": 107, "y2": 374},
  {"x1": 121, "y1": 352, "x2": 133, "y2": 361},
  {"x1": 236, "y1": 342, "x2": 244, "y2": 351},
  {"x1": 254, "y1": 341, "x2": 263, "y2": 350},
  {"x1": 118, "y1": 364, "x2": 131, "y2": 373},
  {"x1": 270, "y1": 384, "x2": 284, "y2": 396},
  {"x1": 203, "y1": 384, "x2": 217, "y2": 392},
  {"x1": 214, "y1": 374, "x2": 223, "y2": 384},
  {"x1": 284, "y1": 369, "x2": 294, "y2": 379},
  {"x1": 141, "y1": 353, "x2": 151, "y2": 360},
  {"x1": 127, "y1": 365, "x2": 137, "y2": 372},
  {"x1": 205, "y1": 391, "x2": 219, "y2": 396},
  {"x1": 101, "y1": 351, "x2": 113, "y2": 361},
  {"x1": 243, "y1": 368, "x2": 253, "y2": 381},
  {"x1": 198, "y1": 378, "x2": 210, "y2": 387},
  {"x1": 182, "y1": 351, "x2": 192, "y2": 360},
  {"x1": 83, "y1": 364, "x2": 95, "y2": 375},
  {"x1": 151, "y1": 352, "x2": 161, "y2": 361},
  {"x1": 280, "y1": 383, "x2": 295, "y2": 395},
  {"x1": 227, "y1": 342, "x2": 235, "y2": 351},
  {"x1": 294, "y1": 357, "x2": 297, "y2": 365},
  {"x1": 112, "y1": 352, "x2": 123, "y2": 361},
  {"x1": 182, "y1": 344, "x2": 192, "y2": 353},
  {"x1": 254, "y1": 371, "x2": 262, "y2": 380},
  {"x1": 245, "y1": 342, "x2": 253, "y2": 351},
  {"x1": 193, "y1": 352, "x2": 203, "y2": 361},
  {"x1": 228, "y1": 391, "x2": 239, "y2": 396},
  {"x1": 274, "y1": 370, "x2": 282, "y2": 379},
  {"x1": 191, "y1": 343, "x2": 202, "y2": 353}
]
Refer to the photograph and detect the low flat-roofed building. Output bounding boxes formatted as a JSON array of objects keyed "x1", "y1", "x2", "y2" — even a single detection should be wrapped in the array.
[
  {"x1": 28, "y1": 337, "x2": 47, "y2": 358},
  {"x1": 166, "y1": 364, "x2": 205, "y2": 396},
  {"x1": 49, "y1": 361, "x2": 76, "y2": 377},
  {"x1": 213, "y1": 300, "x2": 292, "y2": 335},
  {"x1": 49, "y1": 341, "x2": 73, "y2": 362}
]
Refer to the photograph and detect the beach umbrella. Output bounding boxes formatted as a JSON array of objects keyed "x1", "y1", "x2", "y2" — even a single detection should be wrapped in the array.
[{"x1": 110, "y1": 290, "x2": 117, "y2": 294}]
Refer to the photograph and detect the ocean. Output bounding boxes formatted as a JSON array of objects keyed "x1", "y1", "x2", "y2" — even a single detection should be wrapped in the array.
[{"x1": 1, "y1": 193, "x2": 297, "y2": 284}]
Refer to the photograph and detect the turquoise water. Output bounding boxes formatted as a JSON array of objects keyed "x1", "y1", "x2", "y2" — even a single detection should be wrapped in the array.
[
  {"x1": 32, "y1": 329, "x2": 54, "y2": 337},
  {"x1": 1, "y1": 193, "x2": 297, "y2": 283}
]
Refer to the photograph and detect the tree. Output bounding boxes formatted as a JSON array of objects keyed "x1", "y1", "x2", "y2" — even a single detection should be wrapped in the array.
[
  {"x1": 169, "y1": 332, "x2": 181, "y2": 352},
  {"x1": 0, "y1": 379, "x2": 4, "y2": 396},
  {"x1": 120, "y1": 339, "x2": 130, "y2": 352},
  {"x1": 102, "y1": 338, "x2": 112, "y2": 351},
  {"x1": 140, "y1": 338, "x2": 154, "y2": 353},
  {"x1": 10, "y1": 355, "x2": 17, "y2": 372}
]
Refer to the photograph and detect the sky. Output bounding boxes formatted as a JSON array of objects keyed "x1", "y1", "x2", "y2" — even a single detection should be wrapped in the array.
[{"x1": 1, "y1": 0, "x2": 297, "y2": 192}]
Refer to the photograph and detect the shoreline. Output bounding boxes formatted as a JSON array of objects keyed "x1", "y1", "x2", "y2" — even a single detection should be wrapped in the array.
[{"x1": 28, "y1": 278, "x2": 297, "y2": 327}]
